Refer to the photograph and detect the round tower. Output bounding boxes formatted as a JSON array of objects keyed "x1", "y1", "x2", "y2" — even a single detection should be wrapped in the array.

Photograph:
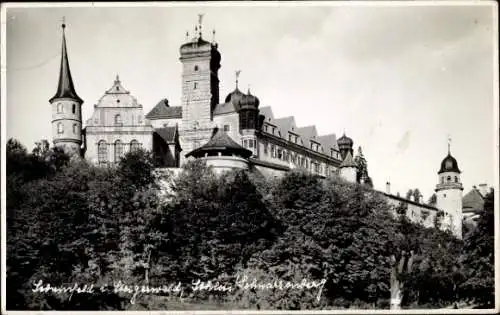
[
  {"x1": 49, "y1": 21, "x2": 83, "y2": 157},
  {"x1": 435, "y1": 143, "x2": 463, "y2": 239},
  {"x1": 238, "y1": 88, "x2": 260, "y2": 156},
  {"x1": 339, "y1": 150, "x2": 357, "y2": 183}
]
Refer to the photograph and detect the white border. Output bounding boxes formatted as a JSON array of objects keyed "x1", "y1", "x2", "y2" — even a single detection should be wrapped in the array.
[{"x1": 1, "y1": 1, "x2": 498, "y2": 314}]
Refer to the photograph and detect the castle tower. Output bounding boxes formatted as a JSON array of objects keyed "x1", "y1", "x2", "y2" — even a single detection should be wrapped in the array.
[
  {"x1": 435, "y1": 141, "x2": 463, "y2": 239},
  {"x1": 178, "y1": 14, "x2": 221, "y2": 165},
  {"x1": 49, "y1": 20, "x2": 83, "y2": 156},
  {"x1": 337, "y1": 133, "x2": 354, "y2": 161},
  {"x1": 339, "y1": 151, "x2": 357, "y2": 183},
  {"x1": 239, "y1": 86, "x2": 260, "y2": 157}
]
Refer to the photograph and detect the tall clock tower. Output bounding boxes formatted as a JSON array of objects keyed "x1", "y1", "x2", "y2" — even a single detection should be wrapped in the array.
[{"x1": 178, "y1": 15, "x2": 221, "y2": 165}]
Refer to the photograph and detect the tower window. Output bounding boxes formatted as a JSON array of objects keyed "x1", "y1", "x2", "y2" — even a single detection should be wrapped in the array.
[
  {"x1": 72, "y1": 104, "x2": 76, "y2": 114},
  {"x1": 114, "y1": 140, "x2": 124, "y2": 162},
  {"x1": 194, "y1": 82, "x2": 198, "y2": 89},
  {"x1": 455, "y1": 176, "x2": 458, "y2": 183},
  {"x1": 57, "y1": 122, "x2": 64, "y2": 134},
  {"x1": 57, "y1": 103, "x2": 63, "y2": 114},
  {"x1": 194, "y1": 65, "x2": 199, "y2": 71},
  {"x1": 98, "y1": 140, "x2": 107, "y2": 164},
  {"x1": 447, "y1": 176, "x2": 451, "y2": 182},
  {"x1": 73, "y1": 124, "x2": 77, "y2": 134},
  {"x1": 114, "y1": 114, "x2": 122, "y2": 125}
]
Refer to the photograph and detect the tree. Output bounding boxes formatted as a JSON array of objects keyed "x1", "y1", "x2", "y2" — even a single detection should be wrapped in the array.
[
  {"x1": 354, "y1": 146, "x2": 367, "y2": 183},
  {"x1": 412, "y1": 189, "x2": 421, "y2": 203},
  {"x1": 459, "y1": 191, "x2": 494, "y2": 307},
  {"x1": 406, "y1": 189, "x2": 413, "y2": 200},
  {"x1": 427, "y1": 194, "x2": 437, "y2": 206}
]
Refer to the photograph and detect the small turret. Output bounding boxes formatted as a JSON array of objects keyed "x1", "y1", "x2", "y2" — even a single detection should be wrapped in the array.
[{"x1": 339, "y1": 151, "x2": 357, "y2": 183}]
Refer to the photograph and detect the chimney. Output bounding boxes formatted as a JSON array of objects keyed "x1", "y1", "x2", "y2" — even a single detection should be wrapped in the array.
[
  {"x1": 478, "y1": 183, "x2": 488, "y2": 197},
  {"x1": 386, "y1": 182, "x2": 391, "y2": 194}
]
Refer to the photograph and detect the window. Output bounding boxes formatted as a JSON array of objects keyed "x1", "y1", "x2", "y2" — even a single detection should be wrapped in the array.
[
  {"x1": 264, "y1": 125, "x2": 268, "y2": 132},
  {"x1": 223, "y1": 125, "x2": 230, "y2": 132},
  {"x1": 194, "y1": 82, "x2": 198, "y2": 89},
  {"x1": 194, "y1": 65, "x2": 199, "y2": 71},
  {"x1": 115, "y1": 114, "x2": 122, "y2": 125},
  {"x1": 57, "y1": 123, "x2": 64, "y2": 134},
  {"x1": 73, "y1": 124, "x2": 77, "y2": 134},
  {"x1": 98, "y1": 140, "x2": 107, "y2": 164},
  {"x1": 130, "y1": 140, "x2": 140, "y2": 151},
  {"x1": 447, "y1": 176, "x2": 451, "y2": 182},
  {"x1": 454, "y1": 176, "x2": 458, "y2": 183},
  {"x1": 114, "y1": 140, "x2": 123, "y2": 163},
  {"x1": 271, "y1": 145, "x2": 276, "y2": 158},
  {"x1": 277, "y1": 148, "x2": 283, "y2": 159},
  {"x1": 72, "y1": 104, "x2": 76, "y2": 114},
  {"x1": 57, "y1": 103, "x2": 63, "y2": 114},
  {"x1": 289, "y1": 134, "x2": 292, "y2": 142},
  {"x1": 249, "y1": 140, "x2": 254, "y2": 149},
  {"x1": 441, "y1": 177, "x2": 444, "y2": 184},
  {"x1": 263, "y1": 142, "x2": 268, "y2": 155}
]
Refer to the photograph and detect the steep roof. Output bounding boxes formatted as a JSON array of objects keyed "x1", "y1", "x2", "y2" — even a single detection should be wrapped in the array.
[
  {"x1": 318, "y1": 134, "x2": 339, "y2": 152},
  {"x1": 462, "y1": 188, "x2": 485, "y2": 214},
  {"x1": 274, "y1": 116, "x2": 296, "y2": 136},
  {"x1": 185, "y1": 128, "x2": 252, "y2": 159},
  {"x1": 340, "y1": 151, "x2": 357, "y2": 168},
  {"x1": 154, "y1": 126, "x2": 177, "y2": 144},
  {"x1": 49, "y1": 24, "x2": 83, "y2": 103},
  {"x1": 213, "y1": 101, "x2": 240, "y2": 116},
  {"x1": 296, "y1": 125, "x2": 318, "y2": 147},
  {"x1": 146, "y1": 99, "x2": 182, "y2": 119}
]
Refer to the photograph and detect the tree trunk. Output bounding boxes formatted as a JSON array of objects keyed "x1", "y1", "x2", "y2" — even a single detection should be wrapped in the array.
[{"x1": 390, "y1": 267, "x2": 402, "y2": 310}]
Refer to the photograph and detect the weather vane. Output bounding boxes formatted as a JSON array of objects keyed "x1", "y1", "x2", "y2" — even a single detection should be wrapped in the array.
[
  {"x1": 198, "y1": 13, "x2": 205, "y2": 37},
  {"x1": 448, "y1": 135, "x2": 452, "y2": 154},
  {"x1": 61, "y1": 16, "x2": 66, "y2": 29}
]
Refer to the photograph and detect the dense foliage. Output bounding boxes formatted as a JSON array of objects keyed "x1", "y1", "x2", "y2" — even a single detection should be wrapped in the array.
[{"x1": 5, "y1": 138, "x2": 494, "y2": 310}]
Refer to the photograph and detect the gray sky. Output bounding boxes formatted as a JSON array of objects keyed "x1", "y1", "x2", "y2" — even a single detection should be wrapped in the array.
[{"x1": 3, "y1": 2, "x2": 497, "y2": 199}]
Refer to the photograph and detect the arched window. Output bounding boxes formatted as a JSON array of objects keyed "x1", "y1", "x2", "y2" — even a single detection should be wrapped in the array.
[
  {"x1": 114, "y1": 140, "x2": 123, "y2": 162},
  {"x1": 130, "y1": 140, "x2": 140, "y2": 151},
  {"x1": 57, "y1": 122, "x2": 64, "y2": 134},
  {"x1": 194, "y1": 65, "x2": 199, "y2": 71},
  {"x1": 57, "y1": 103, "x2": 63, "y2": 113},
  {"x1": 447, "y1": 176, "x2": 451, "y2": 182},
  {"x1": 72, "y1": 104, "x2": 76, "y2": 114},
  {"x1": 98, "y1": 141, "x2": 107, "y2": 164},
  {"x1": 73, "y1": 124, "x2": 77, "y2": 134},
  {"x1": 114, "y1": 114, "x2": 122, "y2": 125}
]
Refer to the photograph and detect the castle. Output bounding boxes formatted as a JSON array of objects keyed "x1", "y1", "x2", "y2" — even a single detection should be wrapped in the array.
[{"x1": 48, "y1": 17, "x2": 467, "y2": 239}]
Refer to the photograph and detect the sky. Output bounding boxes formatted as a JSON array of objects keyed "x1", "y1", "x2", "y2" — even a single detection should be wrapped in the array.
[{"x1": 3, "y1": 2, "x2": 498, "y2": 200}]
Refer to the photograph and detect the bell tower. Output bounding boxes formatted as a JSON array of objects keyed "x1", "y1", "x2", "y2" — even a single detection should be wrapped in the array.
[
  {"x1": 49, "y1": 19, "x2": 83, "y2": 157},
  {"x1": 435, "y1": 138, "x2": 463, "y2": 239},
  {"x1": 178, "y1": 14, "x2": 221, "y2": 165}
]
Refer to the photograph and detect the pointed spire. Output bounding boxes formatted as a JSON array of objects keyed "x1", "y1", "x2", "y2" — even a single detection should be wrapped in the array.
[
  {"x1": 235, "y1": 70, "x2": 241, "y2": 89},
  {"x1": 49, "y1": 19, "x2": 82, "y2": 103},
  {"x1": 448, "y1": 135, "x2": 452, "y2": 154},
  {"x1": 198, "y1": 13, "x2": 205, "y2": 38}
]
